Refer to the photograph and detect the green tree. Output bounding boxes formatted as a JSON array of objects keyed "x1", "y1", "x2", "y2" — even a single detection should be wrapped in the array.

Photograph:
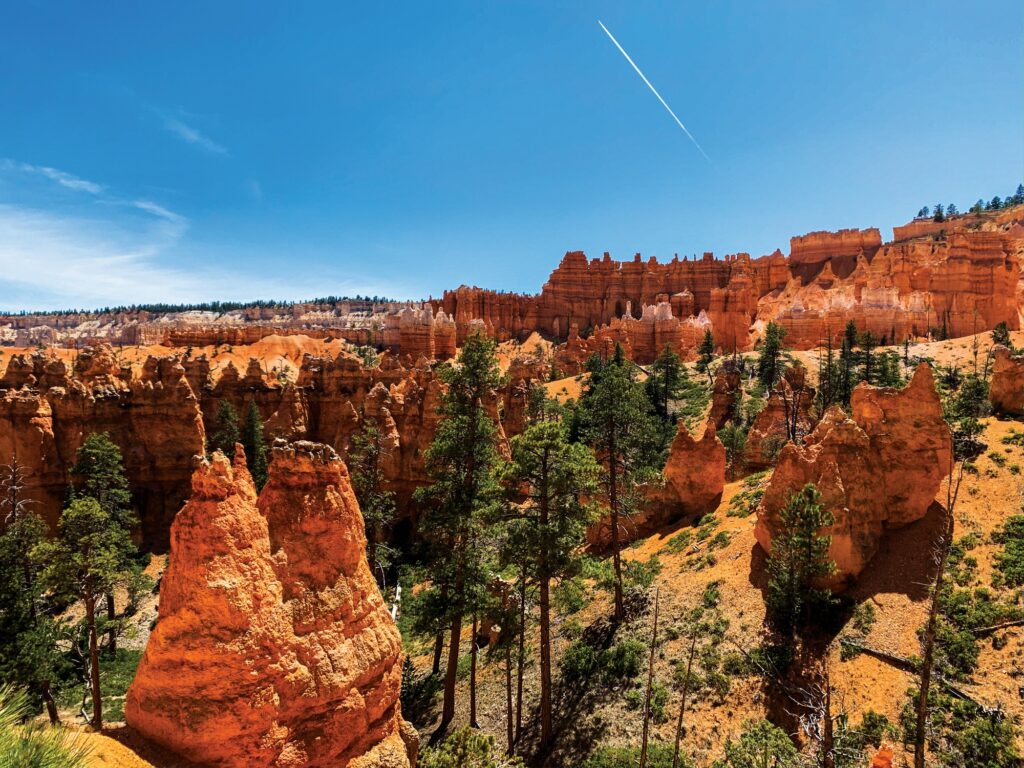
[
  {"x1": 970, "y1": 199, "x2": 984, "y2": 214},
  {"x1": 241, "y1": 401, "x2": 268, "y2": 490},
  {"x1": 917, "y1": 206, "x2": 930, "y2": 219},
  {"x1": 210, "y1": 400, "x2": 241, "y2": 457},
  {"x1": 757, "y1": 322, "x2": 787, "y2": 390},
  {"x1": 696, "y1": 330, "x2": 716, "y2": 377},
  {"x1": 419, "y1": 727, "x2": 523, "y2": 768},
  {"x1": 992, "y1": 321, "x2": 1012, "y2": 350},
  {"x1": 989, "y1": 196, "x2": 1002, "y2": 211},
  {"x1": 348, "y1": 419, "x2": 397, "y2": 583},
  {"x1": 712, "y1": 719, "x2": 798, "y2": 768},
  {"x1": 414, "y1": 333, "x2": 504, "y2": 734},
  {"x1": 858, "y1": 331, "x2": 877, "y2": 385},
  {"x1": 839, "y1": 321, "x2": 858, "y2": 405},
  {"x1": 578, "y1": 345, "x2": 661, "y2": 622},
  {"x1": 933, "y1": 203, "x2": 945, "y2": 222},
  {"x1": 35, "y1": 497, "x2": 133, "y2": 730},
  {"x1": 765, "y1": 483, "x2": 836, "y2": 635},
  {"x1": 70, "y1": 434, "x2": 135, "y2": 656},
  {"x1": 946, "y1": 203, "x2": 958, "y2": 216},
  {"x1": 501, "y1": 416, "x2": 599, "y2": 750},
  {"x1": 0, "y1": 459, "x2": 65, "y2": 723},
  {"x1": 645, "y1": 346, "x2": 687, "y2": 424}
]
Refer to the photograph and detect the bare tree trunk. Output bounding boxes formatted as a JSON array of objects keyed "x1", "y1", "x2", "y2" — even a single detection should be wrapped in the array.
[
  {"x1": 821, "y1": 665, "x2": 834, "y2": 768},
  {"x1": 639, "y1": 588, "x2": 660, "y2": 768},
  {"x1": 609, "y1": 432, "x2": 623, "y2": 622},
  {"x1": 41, "y1": 681, "x2": 59, "y2": 725},
  {"x1": 515, "y1": 575, "x2": 526, "y2": 744},
  {"x1": 914, "y1": 454, "x2": 963, "y2": 768},
  {"x1": 437, "y1": 611, "x2": 462, "y2": 736},
  {"x1": 85, "y1": 594, "x2": 103, "y2": 730},
  {"x1": 469, "y1": 611, "x2": 479, "y2": 728},
  {"x1": 505, "y1": 643, "x2": 514, "y2": 754},
  {"x1": 672, "y1": 633, "x2": 698, "y2": 768},
  {"x1": 539, "y1": 573, "x2": 552, "y2": 750}
]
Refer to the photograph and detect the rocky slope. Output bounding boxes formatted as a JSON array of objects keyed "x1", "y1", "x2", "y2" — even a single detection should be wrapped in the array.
[{"x1": 125, "y1": 442, "x2": 417, "y2": 768}]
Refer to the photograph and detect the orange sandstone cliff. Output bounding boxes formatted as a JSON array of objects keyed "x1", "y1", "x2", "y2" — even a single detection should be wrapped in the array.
[
  {"x1": 754, "y1": 364, "x2": 951, "y2": 583},
  {"x1": 125, "y1": 442, "x2": 417, "y2": 768}
]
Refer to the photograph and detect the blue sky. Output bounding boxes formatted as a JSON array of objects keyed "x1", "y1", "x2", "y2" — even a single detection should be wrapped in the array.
[{"x1": 1, "y1": 1, "x2": 1021, "y2": 311}]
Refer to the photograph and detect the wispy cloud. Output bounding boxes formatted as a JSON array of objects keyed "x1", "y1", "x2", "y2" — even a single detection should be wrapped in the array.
[
  {"x1": 3, "y1": 160, "x2": 105, "y2": 195},
  {"x1": 161, "y1": 115, "x2": 228, "y2": 155}
]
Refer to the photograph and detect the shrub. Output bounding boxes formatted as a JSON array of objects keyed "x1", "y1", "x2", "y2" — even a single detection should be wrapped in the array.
[
  {"x1": 419, "y1": 727, "x2": 524, "y2": 768},
  {"x1": 662, "y1": 530, "x2": 693, "y2": 555},
  {"x1": 584, "y1": 744, "x2": 683, "y2": 768},
  {"x1": 561, "y1": 640, "x2": 600, "y2": 681},
  {"x1": 851, "y1": 602, "x2": 877, "y2": 635},
  {"x1": 0, "y1": 685, "x2": 89, "y2": 768},
  {"x1": 993, "y1": 515, "x2": 1024, "y2": 587}
]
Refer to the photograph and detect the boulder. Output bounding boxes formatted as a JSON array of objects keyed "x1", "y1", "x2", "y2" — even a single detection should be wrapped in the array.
[{"x1": 989, "y1": 344, "x2": 1024, "y2": 415}]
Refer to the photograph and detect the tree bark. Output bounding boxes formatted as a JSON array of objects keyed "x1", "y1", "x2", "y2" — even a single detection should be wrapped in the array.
[
  {"x1": 437, "y1": 611, "x2": 462, "y2": 736},
  {"x1": 672, "y1": 632, "x2": 698, "y2": 768},
  {"x1": 41, "y1": 681, "x2": 59, "y2": 725},
  {"x1": 105, "y1": 591, "x2": 117, "y2": 656},
  {"x1": 639, "y1": 588, "x2": 660, "y2": 768},
  {"x1": 515, "y1": 575, "x2": 526, "y2": 744},
  {"x1": 85, "y1": 594, "x2": 103, "y2": 730},
  {"x1": 469, "y1": 611, "x2": 479, "y2": 728},
  {"x1": 609, "y1": 427, "x2": 623, "y2": 622},
  {"x1": 505, "y1": 643, "x2": 514, "y2": 754}
]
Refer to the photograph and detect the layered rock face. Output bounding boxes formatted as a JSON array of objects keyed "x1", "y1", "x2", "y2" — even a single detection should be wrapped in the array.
[
  {"x1": 0, "y1": 345, "x2": 205, "y2": 548},
  {"x1": 125, "y1": 443, "x2": 417, "y2": 768},
  {"x1": 588, "y1": 417, "x2": 726, "y2": 548},
  {"x1": 989, "y1": 344, "x2": 1024, "y2": 415},
  {"x1": 754, "y1": 364, "x2": 951, "y2": 582}
]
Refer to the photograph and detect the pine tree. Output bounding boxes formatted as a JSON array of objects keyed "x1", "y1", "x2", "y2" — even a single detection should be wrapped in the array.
[
  {"x1": 992, "y1": 321, "x2": 1012, "y2": 350},
  {"x1": 1014, "y1": 184, "x2": 1024, "y2": 206},
  {"x1": 858, "y1": 331, "x2": 877, "y2": 385},
  {"x1": 917, "y1": 206, "x2": 930, "y2": 219},
  {"x1": 36, "y1": 497, "x2": 133, "y2": 730},
  {"x1": 970, "y1": 199, "x2": 984, "y2": 214},
  {"x1": 645, "y1": 346, "x2": 687, "y2": 424},
  {"x1": 0, "y1": 459, "x2": 64, "y2": 723},
  {"x1": 348, "y1": 419, "x2": 397, "y2": 583},
  {"x1": 414, "y1": 333, "x2": 504, "y2": 735},
  {"x1": 210, "y1": 400, "x2": 241, "y2": 457},
  {"x1": 989, "y1": 196, "x2": 1003, "y2": 211},
  {"x1": 947, "y1": 203, "x2": 958, "y2": 216},
  {"x1": 839, "y1": 321, "x2": 858, "y2": 405},
  {"x1": 757, "y1": 322, "x2": 787, "y2": 390},
  {"x1": 501, "y1": 415, "x2": 598, "y2": 750},
  {"x1": 70, "y1": 434, "x2": 135, "y2": 656},
  {"x1": 241, "y1": 401, "x2": 268, "y2": 490},
  {"x1": 765, "y1": 483, "x2": 836, "y2": 636},
  {"x1": 578, "y1": 345, "x2": 661, "y2": 622},
  {"x1": 933, "y1": 203, "x2": 945, "y2": 222},
  {"x1": 696, "y1": 329, "x2": 716, "y2": 377},
  {"x1": 712, "y1": 719, "x2": 799, "y2": 768}
]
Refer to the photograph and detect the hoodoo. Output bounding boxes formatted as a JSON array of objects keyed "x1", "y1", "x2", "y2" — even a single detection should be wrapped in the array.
[{"x1": 125, "y1": 442, "x2": 417, "y2": 768}]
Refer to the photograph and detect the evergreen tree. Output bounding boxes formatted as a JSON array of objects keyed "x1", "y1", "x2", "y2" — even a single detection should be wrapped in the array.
[
  {"x1": 916, "y1": 206, "x2": 929, "y2": 218},
  {"x1": 839, "y1": 321, "x2": 858, "y2": 405},
  {"x1": 712, "y1": 719, "x2": 799, "y2": 768},
  {"x1": 645, "y1": 346, "x2": 687, "y2": 424},
  {"x1": 816, "y1": 335, "x2": 841, "y2": 412},
  {"x1": 70, "y1": 434, "x2": 135, "y2": 656},
  {"x1": 0, "y1": 459, "x2": 64, "y2": 723},
  {"x1": 757, "y1": 322, "x2": 787, "y2": 390},
  {"x1": 946, "y1": 203, "x2": 958, "y2": 216},
  {"x1": 1014, "y1": 184, "x2": 1024, "y2": 206},
  {"x1": 989, "y1": 196, "x2": 1002, "y2": 210},
  {"x1": 241, "y1": 401, "x2": 268, "y2": 490},
  {"x1": 578, "y1": 345, "x2": 660, "y2": 622},
  {"x1": 970, "y1": 199, "x2": 984, "y2": 214},
  {"x1": 933, "y1": 203, "x2": 945, "y2": 222},
  {"x1": 501, "y1": 415, "x2": 599, "y2": 750},
  {"x1": 414, "y1": 333, "x2": 504, "y2": 734},
  {"x1": 765, "y1": 483, "x2": 836, "y2": 636},
  {"x1": 696, "y1": 329, "x2": 716, "y2": 377},
  {"x1": 210, "y1": 400, "x2": 241, "y2": 457},
  {"x1": 992, "y1": 321, "x2": 1012, "y2": 349},
  {"x1": 348, "y1": 419, "x2": 397, "y2": 583},
  {"x1": 858, "y1": 331, "x2": 877, "y2": 385},
  {"x1": 36, "y1": 497, "x2": 133, "y2": 730}
]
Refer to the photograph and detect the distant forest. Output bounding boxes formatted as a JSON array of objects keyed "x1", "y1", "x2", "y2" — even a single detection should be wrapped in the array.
[{"x1": 2, "y1": 295, "x2": 400, "y2": 318}]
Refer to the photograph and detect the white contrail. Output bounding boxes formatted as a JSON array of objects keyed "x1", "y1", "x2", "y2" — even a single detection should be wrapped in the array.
[{"x1": 597, "y1": 20, "x2": 710, "y2": 162}]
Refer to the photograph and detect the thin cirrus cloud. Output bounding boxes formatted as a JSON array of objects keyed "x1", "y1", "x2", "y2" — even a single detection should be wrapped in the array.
[
  {"x1": 161, "y1": 115, "x2": 228, "y2": 155},
  {"x1": 0, "y1": 160, "x2": 391, "y2": 311}
]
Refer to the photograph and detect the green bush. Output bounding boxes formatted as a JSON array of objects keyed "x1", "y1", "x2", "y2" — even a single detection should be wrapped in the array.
[
  {"x1": 993, "y1": 515, "x2": 1024, "y2": 587},
  {"x1": 419, "y1": 727, "x2": 524, "y2": 768},
  {"x1": 560, "y1": 640, "x2": 600, "y2": 681},
  {"x1": 662, "y1": 530, "x2": 693, "y2": 555},
  {"x1": 851, "y1": 602, "x2": 876, "y2": 635},
  {"x1": 584, "y1": 743, "x2": 685, "y2": 768}
]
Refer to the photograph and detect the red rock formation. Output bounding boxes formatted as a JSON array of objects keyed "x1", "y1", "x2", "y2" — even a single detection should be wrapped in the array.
[
  {"x1": 989, "y1": 344, "x2": 1024, "y2": 415},
  {"x1": 869, "y1": 745, "x2": 894, "y2": 768},
  {"x1": 743, "y1": 367, "x2": 816, "y2": 471},
  {"x1": 125, "y1": 443, "x2": 417, "y2": 768},
  {"x1": 708, "y1": 359, "x2": 742, "y2": 429},
  {"x1": 588, "y1": 417, "x2": 725, "y2": 548},
  {"x1": 754, "y1": 364, "x2": 951, "y2": 582},
  {"x1": 0, "y1": 345, "x2": 205, "y2": 548},
  {"x1": 788, "y1": 228, "x2": 882, "y2": 282}
]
